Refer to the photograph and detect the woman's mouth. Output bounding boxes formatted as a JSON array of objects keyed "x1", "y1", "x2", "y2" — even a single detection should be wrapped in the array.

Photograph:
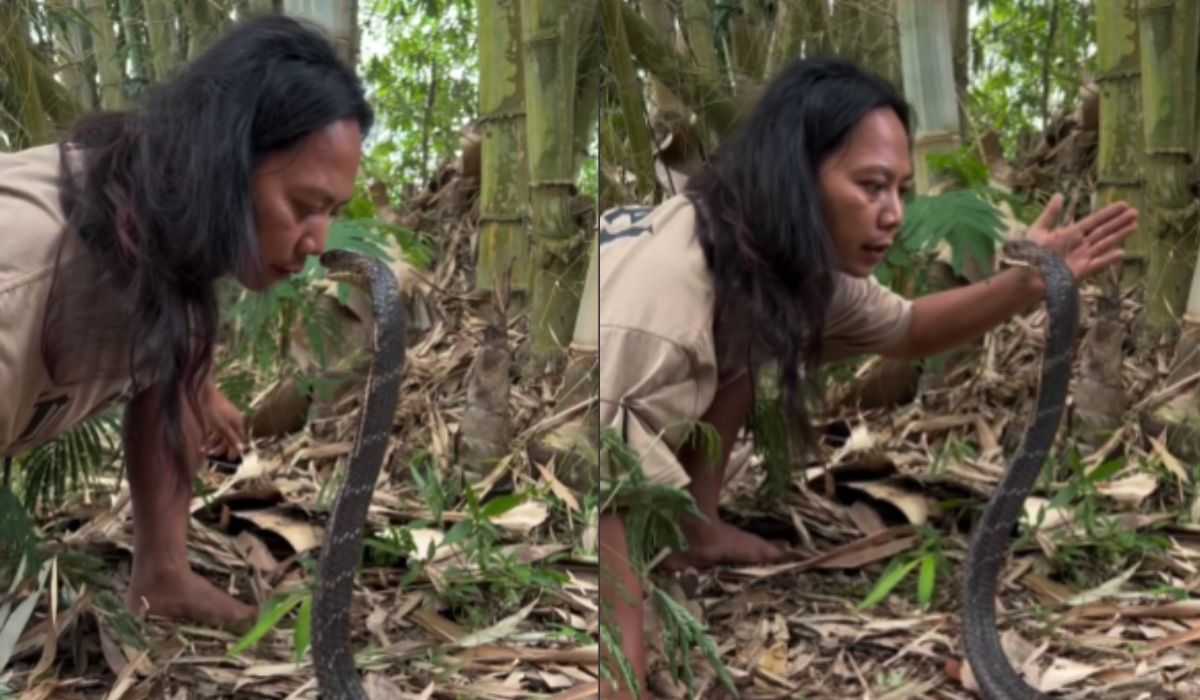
[
  {"x1": 272, "y1": 264, "x2": 302, "y2": 278},
  {"x1": 862, "y1": 242, "x2": 890, "y2": 262}
]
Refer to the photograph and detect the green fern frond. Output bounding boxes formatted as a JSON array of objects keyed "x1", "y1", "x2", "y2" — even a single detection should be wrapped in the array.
[
  {"x1": 328, "y1": 217, "x2": 435, "y2": 270},
  {"x1": 598, "y1": 619, "x2": 641, "y2": 699},
  {"x1": 899, "y1": 189, "x2": 1006, "y2": 277},
  {"x1": 749, "y1": 392, "x2": 792, "y2": 501},
  {"x1": 14, "y1": 408, "x2": 121, "y2": 509},
  {"x1": 652, "y1": 587, "x2": 738, "y2": 697}
]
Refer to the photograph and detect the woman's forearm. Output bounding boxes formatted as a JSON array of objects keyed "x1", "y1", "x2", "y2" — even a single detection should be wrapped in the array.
[
  {"x1": 893, "y1": 266, "x2": 1046, "y2": 360},
  {"x1": 126, "y1": 384, "x2": 204, "y2": 476}
]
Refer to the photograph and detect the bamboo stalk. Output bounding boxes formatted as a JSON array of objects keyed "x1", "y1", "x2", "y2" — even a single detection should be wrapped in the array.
[
  {"x1": 85, "y1": 0, "x2": 124, "y2": 109},
  {"x1": 476, "y1": 0, "x2": 530, "y2": 294},
  {"x1": 1138, "y1": 0, "x2": 1199, "y2": 331},
  {"x1": 141, "y1": 0, "x2": 175, "y2": 82},
  {"x1": 600, "y1": 0, "x2": 655, "y2": 198},
  {"x1": 618, "y1": 0, "x2": 735, "y2": 137},
  {"x1": 521, "y1": 0, "x2": 588, "y2": 364}
]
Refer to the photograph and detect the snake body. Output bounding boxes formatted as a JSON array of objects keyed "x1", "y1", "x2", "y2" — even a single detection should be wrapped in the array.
[
  {"x1": 312, "y1": 250, "x2": 407, "y2": 700},
  {"x1": 961, "y1": 239, "x2": 1079, "y2": 699}
]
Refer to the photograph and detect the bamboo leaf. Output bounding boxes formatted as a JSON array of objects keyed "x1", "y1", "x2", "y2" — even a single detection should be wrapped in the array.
[
  {"x1": 293, "y1": 594, "x2": 312, "y2": 662},
  {"x1": 859, "y1": 557, "x2": 922, "y2": 610},
  {"x1": 917, "y1": 553, "x2": 937, "y2": 609},
  {"x1": 228, "y1": 592, "x2": 306, "y2": 656}
]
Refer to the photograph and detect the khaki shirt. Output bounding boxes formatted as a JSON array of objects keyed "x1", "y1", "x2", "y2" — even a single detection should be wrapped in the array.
[
  {"x1": 598, "y1": 195, "x2": 913, "y2": 488},
  {"x1": 0, "y1": 144, "x2": 130, "y2": 457}
]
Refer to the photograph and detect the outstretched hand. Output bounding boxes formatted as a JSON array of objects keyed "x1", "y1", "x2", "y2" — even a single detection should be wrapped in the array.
[{"x1": 1025, "y1": 193, "x2": 1139, "y2": 282}]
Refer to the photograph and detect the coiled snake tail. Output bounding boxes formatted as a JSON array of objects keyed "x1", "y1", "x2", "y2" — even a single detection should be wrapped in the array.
[
  {"x1": 311, "y1": 250, "x2": 407, "y2": 700},
  {"x1": 962, "y1": 239, "x2": 1079, "y2": 700}
]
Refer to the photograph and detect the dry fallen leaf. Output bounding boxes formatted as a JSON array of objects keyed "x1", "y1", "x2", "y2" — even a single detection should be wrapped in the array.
[
  {"x1": 490, "y1": 500, "x2": 549, "y2": 535},
  {"x1": 842, "y1": 480, "x2": 932, "y2": 526},
  {"x1": 234, "y1": 507, "x2": 322, "y2": 554},
  {"x1": 1095, "y1": 472, "x2": 1158, "y2": 507}
]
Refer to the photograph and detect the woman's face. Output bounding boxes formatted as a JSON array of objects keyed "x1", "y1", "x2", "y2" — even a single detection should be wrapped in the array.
[
  {"x1": 817, "y1": 107, "x2": 913, "y2": 278},
  {"x1": 240, "y1": 118, "x2": 363, "y2": 291}
]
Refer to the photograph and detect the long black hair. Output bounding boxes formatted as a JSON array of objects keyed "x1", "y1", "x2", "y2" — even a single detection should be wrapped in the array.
[
  {"x1": 47, "y1": 15, "x2": 373, "y2": 471},
  {"x1": 685, "y1": 56, "x2": 911, "y2": 452}
]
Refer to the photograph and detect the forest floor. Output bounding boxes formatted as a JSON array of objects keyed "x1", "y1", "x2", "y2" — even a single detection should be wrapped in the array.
[{"x1": 641, "y1": 288, "x2": 1200, "y2": 700}]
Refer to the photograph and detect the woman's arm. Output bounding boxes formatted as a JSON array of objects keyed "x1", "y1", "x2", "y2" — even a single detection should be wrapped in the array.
[{"x1": 889, "y1": 266, "x2": 1041, "y2": 360}]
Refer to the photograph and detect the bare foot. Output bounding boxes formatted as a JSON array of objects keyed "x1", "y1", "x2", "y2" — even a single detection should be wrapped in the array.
[
  {"x1": 661, "y1": 518, "x2": 788, "y2": 571},
  {"x1": 126, "y1": 567, "x2": 258, "y2": 633}
]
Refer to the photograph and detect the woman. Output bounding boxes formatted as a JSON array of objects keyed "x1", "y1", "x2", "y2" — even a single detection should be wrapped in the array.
[
  {"x1": 0, "y1": 15, "x2": 372, "y2": 630},
  {"x1": 597, "y1": 57, "x2": 1137, "y2": 698}
]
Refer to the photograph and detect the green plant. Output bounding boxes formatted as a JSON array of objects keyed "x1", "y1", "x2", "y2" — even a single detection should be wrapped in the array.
[
  {"x1": 225, "y1": 217, "x2": 396, "y2": 373},
  {"x1": 969, "y1": 0, "x2": 1095, "y2": 159},
  {"x1": 229, "y1": 588, "x2": 314, "y2": 663},
  {"x1": 860, "y1": 526, "x2": 948, "y2": 611},
  {"x1": 10, "y1": 407, "x2": 122, "y2": 510},
  {"x1": 652, "y1": 587, "x2": 736, "y2": 697},
  {"x1": 361, "y1": 0, "x2": 478, "y2": 186},
  {"x1": 1036, "y1": 453, "x2": 1170, "y2": 585},
  {"x1": 0, "y1": 555, "x2": 50, "y2": 677},
  {"x1": 435, "y1": 489, "x2": 569, "y2": 630},
  {"x1": 597, "y1": 428, "x2": 737, "y2": 699},
  {"x1": 0, "y1": 484, "x2": 41, "y2": 579},
  {"x1": 928, "y1": 147, "x2": 992, "y2": 190},
  {"x1": 218, "y1": 210, "x2": 433, "y2": 413},
  {"x1": 876, "y1": 188, "x2": 1006, "y2": 296},
  {"x1": 411, "y1": 450, "x2": 459, "y2": 526},
  {"x1": 929, "y1": 436, "x2": 978, "y2": 478}
]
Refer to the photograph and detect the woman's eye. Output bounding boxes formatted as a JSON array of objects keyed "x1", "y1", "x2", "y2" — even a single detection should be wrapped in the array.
[{"x1": 863, "y1": 181, "x2": 885, "y2": 195}]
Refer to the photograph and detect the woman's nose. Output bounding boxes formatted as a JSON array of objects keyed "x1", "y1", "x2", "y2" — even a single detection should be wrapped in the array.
[{"x1": 298, "y1": 218, "x2": 330, "y2": 257}]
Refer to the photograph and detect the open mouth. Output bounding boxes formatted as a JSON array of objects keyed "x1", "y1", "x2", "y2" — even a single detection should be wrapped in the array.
[{"x1": 862, "y1": 242, "x2": 890, "y2": 257}]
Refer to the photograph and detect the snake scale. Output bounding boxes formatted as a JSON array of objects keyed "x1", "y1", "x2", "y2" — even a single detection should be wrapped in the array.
[
  {"x1": 962, "y1": 239, "x2": 1080, "y2": 700},
  {"x1": 312, "y1": 250, "x2": 407, "y2": 700}
]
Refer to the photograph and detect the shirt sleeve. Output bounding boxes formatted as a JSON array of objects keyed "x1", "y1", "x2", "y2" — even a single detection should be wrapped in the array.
[
  {"x1": 822, "y1": 273, "x2": 914, "y2": 362},
  {"x1": 598, "y1": 324, "x2": 716, "y2": 490}
]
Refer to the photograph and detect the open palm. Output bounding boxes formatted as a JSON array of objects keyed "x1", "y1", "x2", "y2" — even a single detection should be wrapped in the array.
[{"x1": 1025, "y1": 193, "x2": 1139, "y2": 282}]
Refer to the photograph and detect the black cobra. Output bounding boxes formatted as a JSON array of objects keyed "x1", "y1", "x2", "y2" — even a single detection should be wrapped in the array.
[
  {"x1": 962, "y1": 239, "x2": 1080, "y2": 700},
  {"x1": 311, "y1": 250, "x2": 407, "y2": 700}
]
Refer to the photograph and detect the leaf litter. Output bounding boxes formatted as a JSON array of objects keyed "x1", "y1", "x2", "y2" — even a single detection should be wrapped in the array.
[
  {"x1": 1, "y1": 151, "x2": 600, "y2": 699},
  {"x1": 636, "y1": 284, "x2": 1200, "y2": 698}
]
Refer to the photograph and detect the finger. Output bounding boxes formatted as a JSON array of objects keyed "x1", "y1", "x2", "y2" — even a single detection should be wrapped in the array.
[
  {"x1": 1075, "y1": 202, "x2": 1134, "y2": 237},
  {"x1": 213, "y1": 435, "x2": 237, "y2": 460},
  {"x1": 1033, "y1": 193, "x2": 1065, "y2": 230},
  {"x1": 1086, "y1": 208, "x2": 1138, "y2": 240},
  {"x1": 1086, "y1": 222, "x2": 1136, "y2": 258},
  {"x1": 217, "y1": 424, "x2": 243, "y2": 456},
  {"x1": 1085, "y1": 249, "x2": 1125, "y2": 276}
]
